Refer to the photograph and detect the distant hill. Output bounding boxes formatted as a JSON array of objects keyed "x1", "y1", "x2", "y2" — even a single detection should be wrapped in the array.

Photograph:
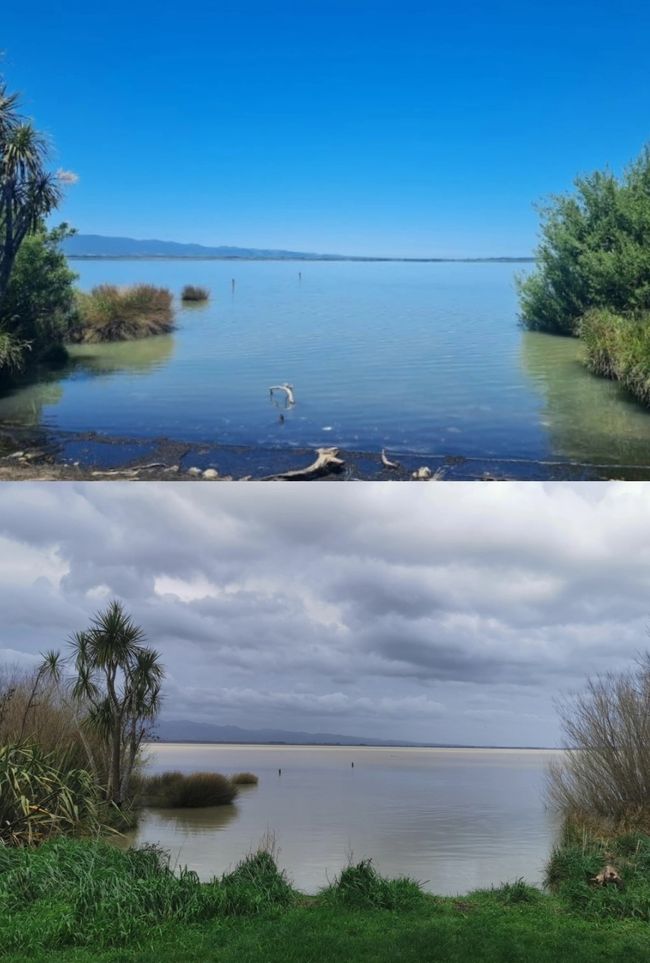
[
  {"x1": 63, "y1": 234, "x2": 336, "y2": 260},
  {"x1": 63, "y1": 234, "x2": 534, "y2": 262},
  {"x1": 154, "y1": 719, "x2": 413, "y2": 746}
]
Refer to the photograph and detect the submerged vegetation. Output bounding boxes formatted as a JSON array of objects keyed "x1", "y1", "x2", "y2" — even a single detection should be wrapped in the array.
[
  {"x1": 71, "y1": 284, "x2": 174, "y2": 343},
  {"x1": 141, "y1": 770, "x2": 239, "y2": 807},
  {"x1": 519, "y1": 145, "x2": 650, "y2": 407},
  {"x1": 181, "y1": 284, "x2": 210, "y2": 302}
]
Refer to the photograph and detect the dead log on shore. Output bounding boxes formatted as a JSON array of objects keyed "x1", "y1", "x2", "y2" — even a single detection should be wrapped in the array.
[
  {"x1": 265, "y1": 447, "x2": 344, "y2": 481},
  {"x1": 90, "y1": 463, "x2": 176, "y2": 478}
]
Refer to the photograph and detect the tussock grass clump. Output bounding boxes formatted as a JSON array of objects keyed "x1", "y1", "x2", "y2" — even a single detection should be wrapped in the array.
[
  {"x1": 220, "y1": 850, "x2": 296, "y2": 915},
  {"x1": 141, "y1": 770, "x2": 238, "y2": 807},
  {"x1": 71, "y1": 284, "x2": 174, "y2": 343},
  {"x1": 580, "y1": 308, "x2": 650, "y2": 406},
  {"x1": 0, "y1": 744, "x2": 101, "y2": 846},
  {"x1": 0, "y1": 838, "x2": 295, "y2": 951},
  {"x1": 231, "y1": 771, "x2": 259, "y2": 786},
  {"x1": 489, "y1": 878, "x2": 542, "y2": 906},
  {"x1": 181, "y1": 284, "x2": 209, "y2": 302},
  {"x1": 322, "y1": 859, "x2": 424, "y2": 910}
]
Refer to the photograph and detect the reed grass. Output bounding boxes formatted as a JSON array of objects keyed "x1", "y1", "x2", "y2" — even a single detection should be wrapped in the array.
[
  {"x1": 230, "y1": 772, "x2": 259, "y2": 786},
  {"x1": 181, "y1": 285, "x2": 209, "y2": 302},
  {"x1": 580, "y1": 308, "x2": 650, "y2": 407},
  {"x1": 71, "y1": 285, "x2": 174, "y2": 343},
  {"x1": 140, "y1": 770, "x2": 238, "y2": 807}
]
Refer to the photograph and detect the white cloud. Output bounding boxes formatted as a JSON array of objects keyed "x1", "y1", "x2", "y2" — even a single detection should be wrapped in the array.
[{"x1": 0, "y1": 481, "x2": 648, "y2": 745}]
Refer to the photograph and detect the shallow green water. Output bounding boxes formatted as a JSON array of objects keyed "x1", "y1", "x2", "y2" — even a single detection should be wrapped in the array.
[
  {"x1": 1, "y1": 259, "x2": 649, "y2": 470},
  {"x1": 124, "y1": 744, "x2": 561, "y2": 896}
]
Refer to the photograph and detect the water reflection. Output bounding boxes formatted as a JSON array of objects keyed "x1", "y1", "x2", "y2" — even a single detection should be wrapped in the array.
[
  {"x1": 520, "y1": 330, "x2": 650, "y2": 466},
  {"x1": 122, "y1": 745, "x2": 561, "y2": 896},
  {"x1": 68, "y1": 333, "x2": 175, "y2": 375},
  {"x1": 145, "y1": 803, "x2": 240, "y2": 834}
]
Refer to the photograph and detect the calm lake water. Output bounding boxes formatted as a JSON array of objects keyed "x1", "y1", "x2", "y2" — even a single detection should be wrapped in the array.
[
  {"x1": 126, "y1": 744, "x2": 562, "y2": 896},
  {"x1": 1, "y1": 259, "x2": 650, "y2": 473}
]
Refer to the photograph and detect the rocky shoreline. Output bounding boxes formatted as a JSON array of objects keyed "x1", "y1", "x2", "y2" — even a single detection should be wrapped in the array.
[{"x1": 1, "y1": 425, "x2": 648, "y2": 482}]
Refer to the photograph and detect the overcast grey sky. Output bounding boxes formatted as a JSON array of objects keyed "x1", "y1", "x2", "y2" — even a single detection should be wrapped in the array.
[{"x1": 0, "y1": 482, "x2": 647, "y2": 747}]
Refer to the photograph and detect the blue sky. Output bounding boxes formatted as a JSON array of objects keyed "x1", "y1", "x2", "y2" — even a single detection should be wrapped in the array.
[{"x1": 4, "y1": 0, "x2": 650, "y2": 256}]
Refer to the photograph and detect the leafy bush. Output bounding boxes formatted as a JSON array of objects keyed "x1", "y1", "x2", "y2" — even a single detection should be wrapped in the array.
[
  {"x1": 322, "y1": 859, "x2": 424, "y2": 910},
  {"x1": 0, "y1": 744, "x2": 102, "y2": 845},
  {"x1": 518, "y1": 147, "x2": 650, "y2": 335},
  {"x1": 181, "y1": 284, "x2": 209, "y2": 302},
  {"x1": 0, "y1": 225, "x2": 77, "y2": 374},
  {"x1": 71, "y1": 284, "x2": 174, "y2": 342},
  {"x1": 141, "y1": 770, "x2": 238, "y2": 807},
  {"x1": 231, "y1": 771, "x2": 259, "y2": 785}
]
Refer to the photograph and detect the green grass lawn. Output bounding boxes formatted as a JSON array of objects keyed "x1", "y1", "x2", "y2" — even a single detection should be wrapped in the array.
[
  {"x1": 4, "y1": 838, "x2": 650, "y2": 962},
  {"x1": 5, "y1": 900, "x2": 650, "y2": 963}
]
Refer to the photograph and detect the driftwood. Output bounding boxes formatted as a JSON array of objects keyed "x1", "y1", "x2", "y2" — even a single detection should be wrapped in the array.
[
  {"x1": 591, "y1": 864, "x2": 622, "y2": 887},
  {"x1": 266, "y1": 447, "x2": 344, "y2": 481},
  {"x1": 381, "y1": 449, "x2": 400, "y2": 470},
  {"x1": 269, "y1": 383, "x2": 295, "y2": 406},
  {"x1": 90, "y1": 462, "x2": 175, "y2": 478}
]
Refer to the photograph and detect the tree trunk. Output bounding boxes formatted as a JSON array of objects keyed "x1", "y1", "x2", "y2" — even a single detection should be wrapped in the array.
[{"x1": 110, "y1": 724, "x2": 122, "y2": 805}]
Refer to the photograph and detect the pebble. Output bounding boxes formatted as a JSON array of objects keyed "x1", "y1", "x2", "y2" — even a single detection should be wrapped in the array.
[
  {"x1": 412, "y1": 466, "x2": 433, "y2": 480},
  {"x1": 202, "y1": 468, "x2": 219, "y2": 480}
]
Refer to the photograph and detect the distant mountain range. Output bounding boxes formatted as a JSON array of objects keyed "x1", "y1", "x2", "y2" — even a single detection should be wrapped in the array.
[
  {"x1": 63, "y1": 234, "x2": 534, "y2": 263},
  {"x1": 154, "y1": 719, "x2": 415, "y2": 746},
  {"x1": 63, "y1": 234, "x2": 339, "y2": 260},
  {"x1": 153, "y1": 719, "x2": 552, "y2": 749}
]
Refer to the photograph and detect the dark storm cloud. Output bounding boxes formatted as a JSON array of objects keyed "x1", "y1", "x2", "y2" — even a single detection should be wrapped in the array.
[{"x1": 0, "y1": 482, "x2": 649, "y2": 745}]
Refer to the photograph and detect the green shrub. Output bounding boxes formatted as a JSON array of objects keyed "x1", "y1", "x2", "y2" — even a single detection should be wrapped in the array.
[
  {"x1": 322, "y1": 859, "x2": 424, "y2": 910},
  {"x1": 230, "y1": 771, "x2": 259, "y2": 785},
  {"x1": 518, "y1": 146, "x2": 650, "y2": 334},
  {"x1": 0, "y1": 225, "x2": 77, "y2": 375},
  {"x1": 71, "y1": 284, "x2": 174, "y2": 343},
  {"x1": 141, "y1": 770, "x2": 238, "y2": 807},
  {"x1": 181, "y1": 284, "x2": 209, "y2": 302}
]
